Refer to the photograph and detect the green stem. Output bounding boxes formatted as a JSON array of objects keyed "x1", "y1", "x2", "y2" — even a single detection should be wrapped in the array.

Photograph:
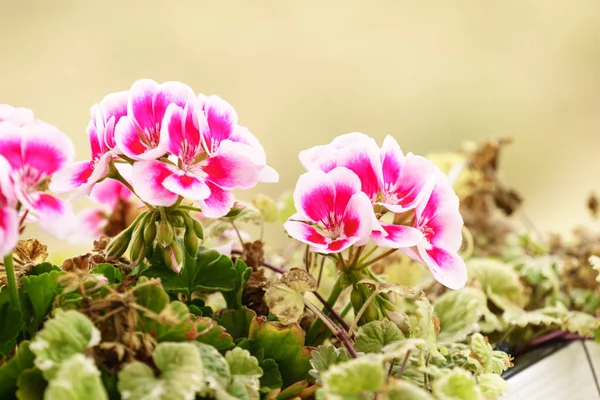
[
  {"x1": 306, "y1": 274, "x2": 345, "y2": 345},
  {"x1": 3, "y1": 254, "x2": 21, "y2": 310},
  {"x1": 356, "y1": 248, "x2": 398, "y2": 269},
  {"x1": 178, "y1": 205, "x2": 203, "y2": 213}
]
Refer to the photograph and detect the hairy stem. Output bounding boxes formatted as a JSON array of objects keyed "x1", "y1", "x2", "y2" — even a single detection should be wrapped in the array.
[
  {"x1": 348, "y1": 289, "x2": 379, "y2": 336},
  {"x1": 3, "y1": 254, "x2": 21, "y2": 310},
  {"x1": 356, "y1": 248, "x2": 398, "y2": 269},
  {"x1": 304, "y1": 298, "x2": 358, "y2": 358},
  {"x1": 306, "y1": 274, "x2": 345, "y2": 345}
]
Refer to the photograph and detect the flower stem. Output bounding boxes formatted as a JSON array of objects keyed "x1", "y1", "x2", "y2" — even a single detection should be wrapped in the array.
[
  {"x1": 304, "y1": 298, "x2": 358, "y2": 358},
  {"x1": 348, "y1": 289, "x2": 378, "y2": 336},
  {"x1": 306, "y1": 274, "x2": 345, "y2": 345},
  {"x1": 356, "y1": 248, "x2": 398, "y2": 269},
  {"x1": 3, "y1": 254, "x2": 21, "y2": 310}
]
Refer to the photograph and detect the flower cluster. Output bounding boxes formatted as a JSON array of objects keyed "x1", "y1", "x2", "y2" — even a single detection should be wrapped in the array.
[
  {"x1": 0, "y1": 105, "x2": 77, "y2": 256},
  {"x1": 51, "y1": 79, "x2": 277, "y2": 218},
  {"x1": 285, "y1": 132, "x2": 467, "y2": 289}
]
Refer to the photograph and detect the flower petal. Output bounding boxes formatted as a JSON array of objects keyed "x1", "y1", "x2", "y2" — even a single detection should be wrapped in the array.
[
  {"x1": 0, "y1": 122, "x2": 24, "y2": 169},
  {"x1": 335, "y1": 138, "x2": 382, "y2": 201},
  {"x1": 21, "y1": 122, "x2": 75, "y2": 175},
  {"x1": 198, "y1": 94, "x2": 238, "y2": 152},
  {"x1": 204, "y1": 145, "x2": 261, "y2": 190},
  {"x1": 293, "y1": 170, "x2": 335, "y2": 223},
  {"x1": 49, "y1": 160, "x2": 94, "y2": 194},
  {"x1": 89, "y1": 179, "x2": 132, "y2": 209},
  {"x1": 131, "y1": 160, "x2": 179, "y2": 207},
  {"x1": 153, "y1": 81, "x2": 195, "y2": 124},
  {"x1": 31, "y1": 194, "x2": 78, "y2": 239},
  {"x1": 327, "y1": 167, "x2": 362, "y2": 217},
  {"x1": 371, "y1": 222, "x2": 423, "y2": 248},
  {"x1": 283, "y1": 220, "x2": 328, "y2": 250},
  {"x1": 162, "y1": 170, "x2": 211, "y2": 201},
  {"x1": 419, "y1": 245, "x2": 467, "y2": 290},
  {"x1": 341, "y1": 191, "x2": 375, "y2": 246},
  {"x1": 380, "y1": 153, "x2": 436, "y2": 214},
  {"x1": 67, "y1": 208, "x2": 107, "y2": 244},
  {"x1": 0, "y1": 207, "x2": 18, "y2": 257},
  {"x1": 416, "y1": 170, "x2": 463, "y2": 251},
  {"x1": 196, "y1": 182, "x2": 235, "y2": 219},
  {"x1": 128, "y1": 79, "x2": 160, "y2": 130}
]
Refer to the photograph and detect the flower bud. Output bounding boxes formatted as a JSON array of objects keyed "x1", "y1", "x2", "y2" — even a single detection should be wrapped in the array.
[
  {"x1": 163, "y1": 243, "x2": 184, "y2": 273},
  {"x1": 157, "y1": 219, "x2": 174, "y2": 247},
  {"x1": 192, "y1": 219, "x2": 204, "y2": 240},
  {"x1": 183, "y1": 226, "x2": 199, "y2": 256},
  {"x1": 105, "y1": 228, "x2": 133, "y2": 260},
  {"x1": 129, "y1": 233, "x2": 146, "y2": 265},
  {"x1": 143, "y1": 220, "x2": 157, "y2": 245}
]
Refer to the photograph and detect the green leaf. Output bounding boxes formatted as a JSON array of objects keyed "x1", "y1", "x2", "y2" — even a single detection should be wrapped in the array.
[
  {"x1": 0, "y1": 341, "x2": 35, "y2": 400},
  {"x1": 44, "y1": 355, "x2": 107, "y2": 400},
  {"x1": 248, "y1": 317, "x2": 312, "y2": 387},
  {"x1": 355, "y1": 319, "x2": 405, "y2": 354},
  {"x1": 226, "y1": 347, "x2": 263, "y2": 378},
  {"x1": 414, "y1": 297, "x2": 443, "y2": 361},
  {"x1": 221, "y1": 259, "x2": 252, "y2": 310},
  {"x1": 477, "y1": 373, "x2": 508, "y2": 399},
  {"x1": 28, "y1": 263, "x2": 61, "y2": 275},
  {"x1": 133, "y1": 277, "x2": 170, "y2": 314},
  {"x1": 259, "y1": 359, "x2": 282, "y2": 390},
  {"x1": 467, "y1": 334, "x2": 512, "y2": 375},
  {"x1": 194, "y1": 342, "x2": 231, "y2": 397},
  {"x1": 0, "y1": 299, "x2": 24, "y2": 357},
  {"x1": 19, "y1": 270, "x2": 63, "y2": 336},
  {"x1": 16, "y1": 368, "x2": 46, "y2": 400},
  {"x1": 148, "y1": 301, "x2": 197, "y2": 342},
  {"x1": 118, "y1": 342, "x2": 205, "y2": 400},
  {"x1": 264, "y1": 283, "x2": 305, "y2": 325},
  {"x1": 90, "y1": 264, "x2": 123, "y2": 284},
  {"x1": 381, "y1": 380, "x2": 434, "y2": 400},
  {"x1": 502, "y1": 306, "x2": 563, "y2": 327},
  {"x1": 565, "y1": 311, "x2": 599, "y2": 337},
  {"x1": 219, "y1": 307, "x2": 256, "y2": 340},
  {"x1": 196, "y1": 317, "x2": 235, "y2": 351},
  {"x1": 308, "y1": 345, "x2": 351, "y2": 382},
  {"x1": 144, "y1": 246, "x2": 238, "y2": 294},
  {"x1": 434, "y1": 288, "x2": 487, "y2": 345},
  {"x1": 321, "y1": 355, "x2": 386, "y2": 399},
  {"x1": 431, "y1": 368, "x2": 482, "y2": 400},
  {"x1": 225, "y1": 348, "x2": 263, "y2": 399},
  {"x1": 30, "y1": 310, "x2": 101, "y2": 380},
  {"x1": 468, "y1": 258, "x2": 528, "y2": 310}
]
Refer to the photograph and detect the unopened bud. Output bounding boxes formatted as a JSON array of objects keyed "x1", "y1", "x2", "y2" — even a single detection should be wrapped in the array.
[
  {"x1": 157, "y1": 219, "x2": 174, "y2": 247},
  {"x1": 168, "y1": 213, "x2": 185, "y2": 228},
  {"x1": 192, "y1": 219, "x2": 204, "y2": 240},
  {"x1": 106, "y1": 229, "x2": 133, "y2": 260},
  {"x1": 183, "y1": 228, "x2": 199, "y2": 255},
  {"x1": 129, "y1": 233, "x2": 146, "y2": 265},
  {"x1": 143, "y1": 219, "x2": 157, "y2": 245},
  {"x1": 163, "y1": 244, "x2": 184, "y2": 273}
]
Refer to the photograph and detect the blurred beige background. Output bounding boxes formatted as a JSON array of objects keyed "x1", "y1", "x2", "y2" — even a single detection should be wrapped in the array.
[{"x1": 1, "y1": 1, "x2": 599, "y2": 254}]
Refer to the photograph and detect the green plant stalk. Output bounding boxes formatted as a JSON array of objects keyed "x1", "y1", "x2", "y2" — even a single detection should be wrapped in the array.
[
  {"x1": 305, "y1": 274, "x2": 345, "y2": 345},
  {"x1": 3, "y1": 254, "x2": 21, "y2": 310}
]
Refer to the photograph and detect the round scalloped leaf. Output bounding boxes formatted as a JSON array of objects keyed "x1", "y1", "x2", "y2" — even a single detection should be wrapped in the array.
[
  {"x1": 45, "y1": 355, "x2": 107, "y2": 400},
  {"x1": 381, "y1": 380, "x2": 434, "y2": 400},
  {"x1": 431, "y1": 368, "x2": 482, "y2": 400},
  {"x1": 355, "y1": 319, "x2": 405, "y2": 353},
  {"x1": 321, "y1": 355, "x2": 386, "y2": 399},
  {"x1": 30, "y1": 310, "x2": 100, "y2": 380},
  {"x1": 434, "y1": 288, "x2": 488, "y2": 345},
  {"x1": 118, "y1": 342, "x2": 204, "y2": 400}
]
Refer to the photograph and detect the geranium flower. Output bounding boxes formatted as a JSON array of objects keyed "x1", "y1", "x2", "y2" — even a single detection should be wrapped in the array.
[
  {"x1": 395, "y1": 170, "x2": 467, "y2": 289},
  {"x1": 0, "y1": 104, "x2": 34, "y2": 125},
  {"x1": 284, "y1": 167, "x2": 374, "y2": 253},
  {"x1": 67, "y1": 178, "x2": 134, "y2": 244},
  {"x1": 132, "y1": 94, "x2": 278, "y2": 217},
  {"x1": 115, "y1": 79, "x2": 195, "y2": 160},
  {"x1": 0, "y1": 155, "x2": 18, "y2": 257},
  {"x1": 0, "y1": 119, "x2": 76, "y2": 237},
  {"x1": 50, "y1": 91, "x2": 128, "y2": 195}
]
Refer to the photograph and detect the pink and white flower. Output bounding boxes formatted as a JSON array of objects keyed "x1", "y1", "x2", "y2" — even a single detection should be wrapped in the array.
[
  {"x1": 0, "y1": 105, "x2": 35, "y2": 126},
  {"x1": 115, "y1": 79, "x2": 195, "y2": 160},
  {"x1": 0, "y1": 156, "x2": 18, "y2": 257},
  {"x1": 132, "y1": 94, "x2": 278, "y2": 217},
  {"x1": 396, "y1": 170, "x2": 466, "y2": 289},
  {"x1": 0, "y1": 119, "x2": 76, "y2": 237},
  {"x1": 50, "y1": 91, "x2": 128, "y2": 195},
  {"x1": 68, "y1": 179, "x2": 133, "y2": 243},
  {"x1": 284, "y1": 167, "x2": 375, "y2": 254}
]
